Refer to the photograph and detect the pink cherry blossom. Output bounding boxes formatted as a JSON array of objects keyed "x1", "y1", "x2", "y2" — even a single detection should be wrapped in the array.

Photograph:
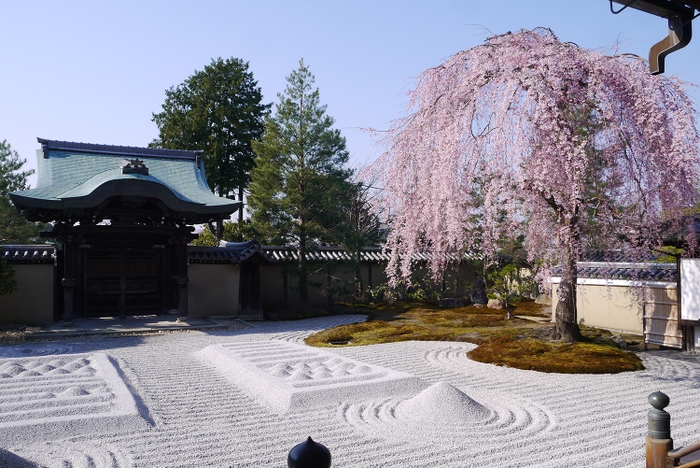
[{"x1": 367, "y1": 29, "x2": 700, "y2": 340}]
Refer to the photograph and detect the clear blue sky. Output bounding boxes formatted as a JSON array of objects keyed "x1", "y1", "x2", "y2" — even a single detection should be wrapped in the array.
[{"x1": 2, "y1": 1, "x2": 698, "y2": 187}]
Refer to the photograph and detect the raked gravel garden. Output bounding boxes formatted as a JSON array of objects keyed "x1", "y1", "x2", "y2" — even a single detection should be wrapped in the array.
[{"x1": 0, "y1": 314, "x2": 698, "y2": 467}]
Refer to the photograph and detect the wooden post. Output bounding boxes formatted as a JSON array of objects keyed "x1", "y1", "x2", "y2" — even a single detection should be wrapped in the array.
[
  {"x1": 59, "y1": 233, "x2": 77, "y2": 326},
  {"x1": 169, "y1": 233, "x2": 189, "y2": 321},
  {"x1": 177, "y1": 239, "x2": 189, "y2": 321},
  {"x1": 119, "y1": 249, "x2": 127, "y2": 319},
  {"x1": 646, "y1": 391, "x2": 673, "y2": 468}
]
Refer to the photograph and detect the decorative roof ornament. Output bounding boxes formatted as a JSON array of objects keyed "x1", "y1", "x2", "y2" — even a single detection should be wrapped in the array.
[{"x1": 122, "y1": 158, "x2": 149, "y2": 175}]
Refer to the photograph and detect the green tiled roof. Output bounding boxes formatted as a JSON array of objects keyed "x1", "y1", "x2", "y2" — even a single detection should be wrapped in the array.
[{"x1": 10, "y1": 139, "x2": 240, "y2": 223}]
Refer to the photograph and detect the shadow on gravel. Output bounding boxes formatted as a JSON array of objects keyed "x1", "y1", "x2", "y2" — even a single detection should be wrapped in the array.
[
  {"x1": 0, "y1": 448, "x2": 36, "y2": 468},
  {"x1": 0, "y1": 334, "x2": 148, "y2": 358}
]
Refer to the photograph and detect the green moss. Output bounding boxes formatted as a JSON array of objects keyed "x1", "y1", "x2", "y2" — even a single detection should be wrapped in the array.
[
  {"x1": 510, "y1": 300, "x2": 550, "y2": 317},
  {"x1": 304, "y1": 301, "x2": 643, "y2": 374},
  {"x1": 467, "y1": 335, "x2": 644, "y2": 374}
]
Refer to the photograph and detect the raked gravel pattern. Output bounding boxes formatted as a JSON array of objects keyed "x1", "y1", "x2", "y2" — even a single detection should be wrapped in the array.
[
  {"x1": 196, "y1": 340, "x2": 426, "y2": 413},
  {"x1": 0, "y1": 353, "x2": 146, "y2": 446},
  {"x1": 0, "y1": 314, "x2": 697, "y2": 467}
]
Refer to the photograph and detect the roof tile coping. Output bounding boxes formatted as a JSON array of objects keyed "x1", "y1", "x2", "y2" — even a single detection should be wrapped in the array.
[
  {"x1": 38, "y1": 138, "x2": 202, "y2": 161},
  {"x1": 257, "y1": 246, "x2": 476, "y2": 263},
  {"x1": 189, "y1": 240, "x2": 263, "y2": 264},
  {"x1": 1, "y1": 245, "x2": 55, "y2": 264},
  {"x1": 577, "y1": 261, "x2": 676, "y2": 270},
  {"x1": 552, "y1": 261, "x2": 677, "y2": 282}
]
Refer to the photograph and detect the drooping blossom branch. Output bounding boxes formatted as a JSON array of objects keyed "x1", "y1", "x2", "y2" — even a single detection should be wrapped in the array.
[{"x1": 366, "y1": 28, "x2": 700, "y2": 340}]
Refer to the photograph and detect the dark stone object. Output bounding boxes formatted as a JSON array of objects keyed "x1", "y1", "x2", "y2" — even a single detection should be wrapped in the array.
[
  {"x1": 288, "y1": 437, "x2": 331, "y2": 468},
  {"x1": 470, "y1": 278, "x2": 487, "y2": 305},
  {"x1": 611, "y1": 334, "x2": 628, "y2": 349}
]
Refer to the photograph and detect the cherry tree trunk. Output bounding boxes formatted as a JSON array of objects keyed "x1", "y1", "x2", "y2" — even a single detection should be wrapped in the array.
[{"x1": 554, "y1": 243, "x2": 581, "y2": 342}]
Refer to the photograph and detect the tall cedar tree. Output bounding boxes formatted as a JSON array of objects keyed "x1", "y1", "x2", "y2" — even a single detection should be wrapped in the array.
[
  {"x1": 249, "y1": 60, "x2": 353, "y2": 307},
  {"x1": 151, "y1": 57, "x2": 269, "y2": 228},
  {"x1": 0, "y1": 140, "x2": 43, "y2": 294},
  {"x1": 366, "y1": 29, "x2": 700, "y2": 341}
]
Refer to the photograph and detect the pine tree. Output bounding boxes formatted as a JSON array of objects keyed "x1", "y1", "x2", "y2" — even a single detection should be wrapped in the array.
[
  {"x1": 248, "y1": 60, "x2": 353, "y2": 307},
  {"x1": 0, "y1": 140, "x2": 42, "y2": 245},
  {"x1": 0, "y1": 140, "x2": 43, "y2": 295}
]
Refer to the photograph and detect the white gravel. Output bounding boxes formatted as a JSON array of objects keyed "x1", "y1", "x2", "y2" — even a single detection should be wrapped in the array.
[{"x1": 0, "y1": 314, "x2": 697, "y2": 468}]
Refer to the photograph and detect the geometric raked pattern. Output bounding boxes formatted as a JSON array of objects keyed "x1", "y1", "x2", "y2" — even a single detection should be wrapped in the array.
[
  {"x1": 0, "y1": 353, "x2": 143, "y2": 446},
  {"x1": 196, "y1": 341, "x2": 427, "y2": 413},
  {"x1": 340, "y1": 381, "x2": 556, "y2": 441}
]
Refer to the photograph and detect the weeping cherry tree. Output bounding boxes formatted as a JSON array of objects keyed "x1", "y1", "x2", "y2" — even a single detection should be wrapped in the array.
[{"x1": 368, "y1": 28, "x2": 700, "y2": 341}]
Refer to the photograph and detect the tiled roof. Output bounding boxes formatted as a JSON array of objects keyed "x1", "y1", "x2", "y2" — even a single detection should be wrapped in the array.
[
  {"x1": 575, "y1": 261, "x2": 677, "y2": 282},
  {"x1": 260, "y1": 247, "x2": 382, "y2": 263},
  {"x1": 9, "y1": 138, "x2": 240, "y2": 224},
  {"x1": 579, "y1": 250, "x2": 658, "y2": 263},
  {"x1": 258, "y1": 246, "x2": 476, "y2": 263},
  {"x1": 1, "y1": 245, "x2": 55, "y2": 264},
  {"x1": 548, "y1": 250, "x2": 678, "y2": 283},
  {"x1": 36, "y1": 139, "x2": 203, "y2": 160},
  {"x1": 200, "y1": 244, "x2": 475, "y2": 264},
  {"x1": 188, "y1": 240, "x2": 266, "y2": 264}
]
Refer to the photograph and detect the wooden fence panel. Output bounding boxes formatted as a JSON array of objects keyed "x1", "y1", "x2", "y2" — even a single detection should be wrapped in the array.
[{"x1": 644, "y1": 287, "x2": 682, "y2": 349}]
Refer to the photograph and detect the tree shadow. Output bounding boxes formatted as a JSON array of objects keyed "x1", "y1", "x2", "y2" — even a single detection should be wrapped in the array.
[
  {"x1": 0, "y1": 334, "x2": 148, "y2": 358},
  {"x1": 0, "y1": 448, "x2": 37, "y2": 468}
]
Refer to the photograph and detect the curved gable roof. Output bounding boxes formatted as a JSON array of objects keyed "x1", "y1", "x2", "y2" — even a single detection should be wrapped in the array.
[{"x1": 10, "y1": 139, "x2": 240, "y2": 223}]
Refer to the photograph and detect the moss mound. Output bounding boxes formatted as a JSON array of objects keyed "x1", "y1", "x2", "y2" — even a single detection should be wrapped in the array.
[
  {"x1": 305, "y1": 300, "x2": 644, "y2": 374},
  {"x1": 466, "y1": 335, "x2": 644, "y2": 374}
]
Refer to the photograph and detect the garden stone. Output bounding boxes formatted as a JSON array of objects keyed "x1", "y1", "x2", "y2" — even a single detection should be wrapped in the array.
[
  {"x1": 612, "y1": 334, "x2": 628, "y2": 349},
  {"x1": 487, "y1": 298, "x2": 504, "y2": 310}
]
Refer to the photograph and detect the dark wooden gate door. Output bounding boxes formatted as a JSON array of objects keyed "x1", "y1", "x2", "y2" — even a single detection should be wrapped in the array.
[
  {"x1": 238, "y1": 262, "x2": 260, "y2": 315},
  {"x1": 84, "y1": 248, "x2": 161, "y2": 317}
]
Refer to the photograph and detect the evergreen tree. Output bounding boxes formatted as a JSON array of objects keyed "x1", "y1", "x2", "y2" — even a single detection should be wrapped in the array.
[
  {"x1": 0, "y1": 140, "x2": 42, "y2": 244},
  {"x1": 0, "y1": 140, "x2": 43, "y2": 295},
  {"x1": 191, "y1": 220, "x2": 258, "y2": 246},
  {"x1": 151, "y1": 57, "x2": 270, "y2": 230},
  {"x1": 248, "y1": 60, "x2": 353, "y2": 307}
]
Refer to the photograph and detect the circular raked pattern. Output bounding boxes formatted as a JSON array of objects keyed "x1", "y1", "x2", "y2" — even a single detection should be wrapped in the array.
[
  {"x1": 340, "y1": 381, "x2": 555, "y2": 441},
  {"x1": 13, "y1": 441, "x2": 132, "y2": 468},
  {"x1": 0, "y1": 342, "x2": 78, "y2": 358}
]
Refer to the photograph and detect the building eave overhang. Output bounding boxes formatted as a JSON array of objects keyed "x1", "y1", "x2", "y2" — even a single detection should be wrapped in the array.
[{"x1": 10, "y1": 178, "x2": 240, "y2": 221}]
